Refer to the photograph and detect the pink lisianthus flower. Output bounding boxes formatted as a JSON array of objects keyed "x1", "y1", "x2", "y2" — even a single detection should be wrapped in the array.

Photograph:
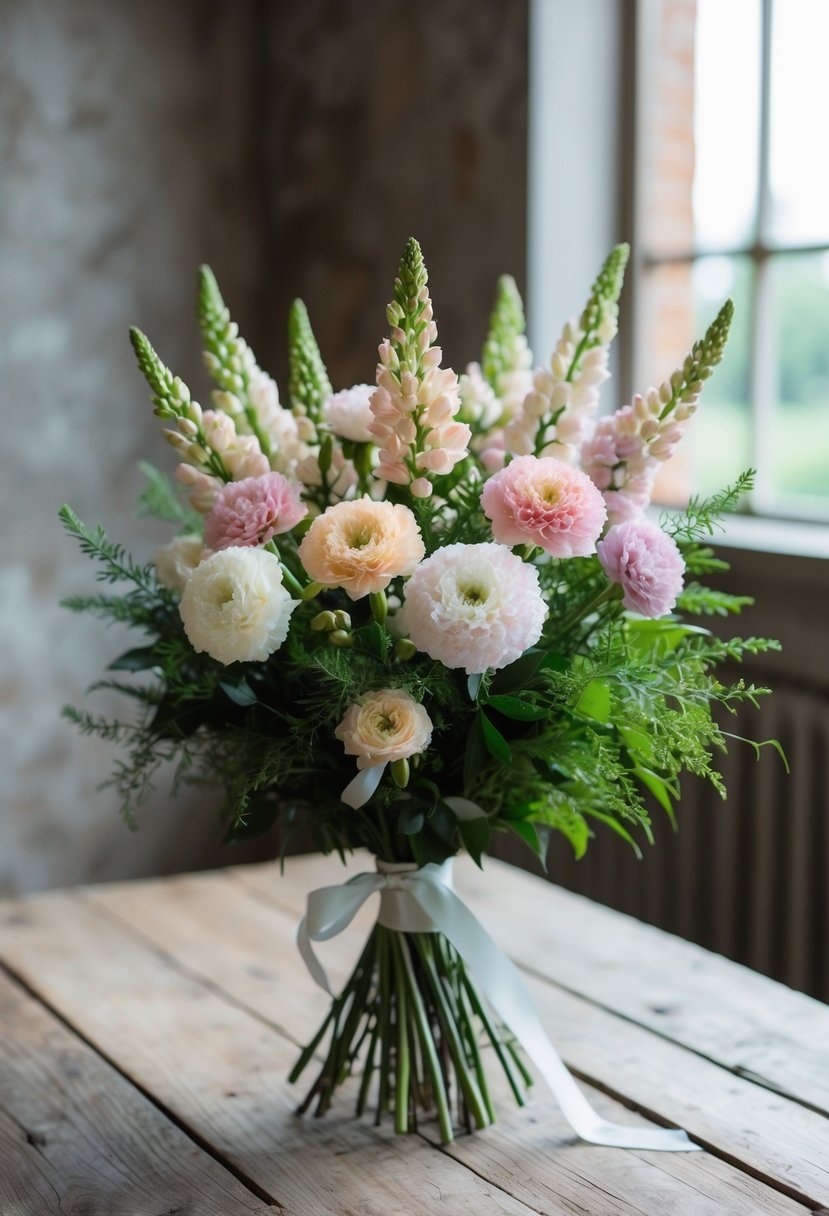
[
  {"x1": 398, "y1": 541, "x2": 547, "y2": 674},
  {"x1": 481, "y1": 454, "x2": 607, "y2": 557},
  {"x1": 203, "y1": 472, "x2": 307, "y2": 551},
  {"x1": 597, "y1": 518, "x2": 685, "y2": 618}
]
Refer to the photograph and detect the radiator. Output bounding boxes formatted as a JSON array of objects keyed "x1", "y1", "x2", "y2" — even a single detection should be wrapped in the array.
[{"x1": 494, "y1": 677, "x2": 829, "y2": 1003}]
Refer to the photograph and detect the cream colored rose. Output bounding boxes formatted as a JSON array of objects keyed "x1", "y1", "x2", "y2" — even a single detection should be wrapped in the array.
[
  {"x1": 179, "y1": 546, "x2": 297, "y2": 665},
  {"x1": 298, "y1": 498, "x2": 424, "y2": 600},
  {"x1": 153, "y1": 535, "x2": 204, "y2": 592},
  {"x1": 335, "y1": 689, "x2": 432, "y2": 770}
]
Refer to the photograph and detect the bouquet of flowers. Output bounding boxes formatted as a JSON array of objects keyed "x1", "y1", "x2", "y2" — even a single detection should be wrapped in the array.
[{"x1": 62, "y1": 238, "x2": 778, "y2": 1149}]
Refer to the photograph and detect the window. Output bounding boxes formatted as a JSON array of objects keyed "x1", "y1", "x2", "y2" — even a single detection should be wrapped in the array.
[{"x1": 634, "y1": 0, "x2": 829, "y2": 520}]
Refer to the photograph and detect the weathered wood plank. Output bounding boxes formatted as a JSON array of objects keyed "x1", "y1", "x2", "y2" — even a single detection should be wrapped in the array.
[
  {"x1": 0, "y1": 892, "x2": 538, "y2": 1216},
  {"x1": 235, "y1": 852, "x2": 829, "y2": 1116},
  {"x1": 86, "y1": 868, "x2": 824, "y2": 1212},
  {"x1": 0, "y1": 968, "x2": 274, "y2": 1216}
]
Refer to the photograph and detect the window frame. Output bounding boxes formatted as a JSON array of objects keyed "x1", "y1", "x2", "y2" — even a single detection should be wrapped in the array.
[{"x1": 629, "y1": 0, "x2": 829, "y2": 524}]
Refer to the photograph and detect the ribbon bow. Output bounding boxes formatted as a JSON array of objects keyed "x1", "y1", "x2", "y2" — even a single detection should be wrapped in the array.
[{"x1": 297, "y1": 858, "x2": 698, "y2": 1151}]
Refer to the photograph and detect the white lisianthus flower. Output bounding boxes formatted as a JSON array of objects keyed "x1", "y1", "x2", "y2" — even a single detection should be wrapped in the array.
[
  {"x1": 153, "y1": 535, "x2": 204, "y2": 592},
  {"x1": 398, "y1": 541, "x2": 547, "y2": 674},
  {"x1": 180, "y1": 547, "x2": 297, "y2": 665},
  {"x1": 324, "y1": 384, "x2": 375, "y2": 443}
]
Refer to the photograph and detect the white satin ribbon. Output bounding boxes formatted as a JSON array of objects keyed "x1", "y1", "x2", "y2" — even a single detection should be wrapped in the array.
[
  {"x1": 296, "y1": 857, "x2": 699, "y2": 1151},
  {"x1": 341, "y1": 763, "x2": 387, "y2": 809}
]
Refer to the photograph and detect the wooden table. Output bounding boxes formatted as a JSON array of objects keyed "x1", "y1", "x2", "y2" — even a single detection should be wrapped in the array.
[{"x1": 1, "y1": 852, "x2": 827, "y2": 1215}]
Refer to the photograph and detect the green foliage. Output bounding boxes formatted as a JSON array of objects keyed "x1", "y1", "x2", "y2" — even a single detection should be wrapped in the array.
[
  {"x1": 59, "y1": 505, "x2": 158, "y2": 594},
  {"x1": 136, "y1": 462, "x2": 202, "y2": 530},
  {"x1": 663, "y1": 469, "x2": 755, "y2": 542},
  {"x1": 482, "y1": 275, "x2": 527, "y2": 392},
  {"x1": 676, "y1": 583, "x2": 753, "y2": 617},
  {"x1": 197, "y1": 265, "x2": 272, "y2": 456},
  {"x1": 288, "y1": 299, "x2": 333, "y2": 422},
  {"x1": 578, "y1": 243, "x2": 629, "y2": 344},
  {"x1": 386, "y1": 237, "x2": 432, "y2": 376}
]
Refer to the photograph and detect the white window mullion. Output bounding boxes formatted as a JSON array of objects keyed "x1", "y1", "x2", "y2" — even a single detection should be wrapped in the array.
[{"x1": 750, "y1": 0, "x2": 775, "y2": 510}]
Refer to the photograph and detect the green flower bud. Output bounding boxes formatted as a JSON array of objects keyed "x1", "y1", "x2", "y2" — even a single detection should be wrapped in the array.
[
  {"x1": 333, "y1": 609, "x2": 351, "y2": 630},
  {"x1": 394, "y1": 638, "x2": 417, "y2": 661},
  {"x1": 311, "y1": 610, "x2": 336, "y2": 632},
  {"x1": 369, "y1": 591, "x2": 388, "y2": 626},
  {"x1": 318, "y1": 433, "x2": 333, "y2": 478},
  {"x1": 391, "y1": 758, "x2": 410, "y2": 788},
  {"x1": 329, "y1": 629, "x2": 354, "y2": 647}
]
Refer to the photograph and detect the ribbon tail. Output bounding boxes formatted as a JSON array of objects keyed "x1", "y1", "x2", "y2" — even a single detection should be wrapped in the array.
[
  {"x1": 413, "y1": 880, "x2": 699, "y2": 1152},
  {"x1": 341, "y1": 763, "x2": 387, "y2": 809},
  {"x1": 297, "y1": 874, "x2": 383, "y2": 997}
]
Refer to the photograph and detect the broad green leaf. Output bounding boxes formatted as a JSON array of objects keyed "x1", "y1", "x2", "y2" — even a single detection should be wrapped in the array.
[
  {"x1": 576, "y1": 679, "x2": 611, "y2": 723},
  {"x1": 490, "y1": 648, "x2": 547, "y2": 694},
  {"x1": 410, "y1": 827, "x2": 455, "y2": 868},
  {"x1": 463, "y1": 713, "x2": 486, "y2": 791},
  {"x1": 505, "y1": 818, "x2": 541, "y2": 856},
  {"x1": 619, "y1": 724, "x2": 656, "y2": 767},
  {"x1": 635, "y1": 766, "x2": 676, "y2": 823},
  {"x1": 398, "y1": 803, "x2": 425, "y2": 836},
  {"x1": 458, "y1": 815, "x2": 491, "y2": 868},
  {"x1": 487, "y1": 694, "x2": 548, "y2": 722},
  {"x1": 583, "y1": 809, "x2": 643, "y2": 858},
  {"x1": 428, "y1": 800, "x2": 458, "y2": 845},
  {"x1": 627, "y1": 618, "x2": 710, "y2": 656},
  {"x1": 109, "y1": 645, "x2": 162, "y2": 672},
  {"x1": 479, "y1": 712, "x2": 511, "y2": 764},
  {"x1": 352, "y1": 622, "x2": 388, "y2": 661},
  {"x1": 219, "y1": 680, "x2": 258, "y2": 707}
]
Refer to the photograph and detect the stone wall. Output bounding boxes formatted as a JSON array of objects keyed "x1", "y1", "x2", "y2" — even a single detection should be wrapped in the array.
[
  {"x1": 0, "y1": 0, "x2": 529, "y2": 893},
  {"x1": 1, "y1": 0, "x2": 267, "y2": 894}
]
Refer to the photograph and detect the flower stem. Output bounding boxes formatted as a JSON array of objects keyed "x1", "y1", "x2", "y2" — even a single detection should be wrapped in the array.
[
  {"x1": 395, "y1": 932, "x2": 454, "y2": 1143},
  {"x1": 414, "y1": 934, "x2": 490, "y2": 1129},
  {"x1": 389, "y1": 932, "x2": 411, "y2": 1133}
]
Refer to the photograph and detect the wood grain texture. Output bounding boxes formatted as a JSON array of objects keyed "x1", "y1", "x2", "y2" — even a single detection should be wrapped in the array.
[
  {"x1": 86, "y1": 870, "x2": 812, "y2": 1216},
  {"x1": 0, "y1": 892, "x2": 536, "y2": 1216},
  {"x1": 229, "y1": 854, "x2": 829, "y2": 1208},
  {"x1": 1, "y1": 855, "x2": 826, "y2": 1213},
  {"x1": 0, "y1": 969, "x2": 274, "y2": 1215}
]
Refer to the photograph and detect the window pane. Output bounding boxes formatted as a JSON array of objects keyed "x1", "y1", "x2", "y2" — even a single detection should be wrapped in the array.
[
  {"x1": 638, "y1": 256, "x2": 753, "y2": 505},
  {"x1": 640, "y1": 0, "x2": 761, "y2": 257},
  {"x1": 767, "y1": 0, "x2": 829, "y2": 246},
  {"x1": 693, "y1": 0, "x2": 761, "y2": 249},
  {"x1": 768, "y1": 253, "x2": 829, "y2": 504}
]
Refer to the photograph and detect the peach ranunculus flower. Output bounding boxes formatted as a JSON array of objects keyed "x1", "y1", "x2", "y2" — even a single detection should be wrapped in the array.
[
  {"x1": 335, "y1": 689, "x2": 433, "y2": 771},
  {"x1": 298, "y1": 498, "x2": 425, "y2": 600},
  {"x1": 481, "y1": 453, "x2": 607, "y2": 558}
]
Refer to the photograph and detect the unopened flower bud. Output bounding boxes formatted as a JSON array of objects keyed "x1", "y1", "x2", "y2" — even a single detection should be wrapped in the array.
[
  {"x1": 311, "y1": 610, "x2": 336, "y2": 632},
  {"x1": 212, "y1": 390, "x2": 243, "y2": 415},
  {"x1": 394, "y1": 638, "x2": 417, "y2": 661},
  {"x1": 333, "y1": 609, "x2": 351, "y2": 630},
  {"x1": 172, "y1": 376, "x2": 190, "y2": 403},
  {"x1": 163, "y1": 429, "x2": 191, "y2": 454},
  {"x1": 301, "y1": 581, "x2": 326, "y2": 601},
  {"x1": 318, "y1": 434, "x2": 333, "y2": 478},
  {"x1": 329, "y1": 629, "x2": 353, "y2": 647},
  {"x1": 391, "y1": 757, "x2": 410, "y2": 788}
]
